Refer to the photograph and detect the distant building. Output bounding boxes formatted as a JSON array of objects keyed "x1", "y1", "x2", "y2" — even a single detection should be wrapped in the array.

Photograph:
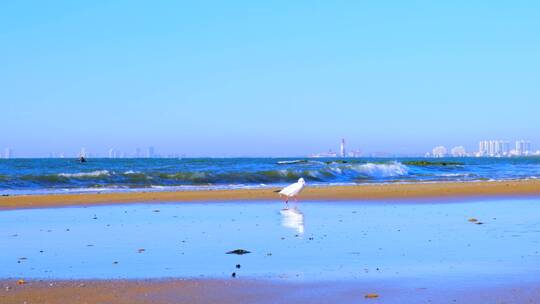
[
  {"x1": 3, "y1": 148, "x2": 12, "y2": 159},
  {"x1": 478, "y1": 140, "x2": 487, "y2": 156},
  {"x1": 432, "y1": 146, "x2": 447, "y2": 158},
  {"x1": 515, "y1": 140, "x2": 532, "y2": 156},
  {"x1": 492, "y1": 140, "x2": 500, "y2": 155},
  {"x1": 369, "y1": 151, "x2": 393, "y2": 158},
  {"x1": 451, "y1": 146, "x2": 466, "y2": 157},
  {"x1": 348, "y1": 149, "x2": 362, "y2": 158},
  {"x1": 340, "y1": 139, "x2": 346, "y2": 158},
  {"x1": 500, "y1": 141, "x2": 510, "y2": 155},
  {"x1": 478, "y1": 140, "x2": 510, "y2": 157},
  {"x1": 108, "y1": 148, "x2": 116, "y2": 158},
  {"x1": 310, "y1": 150, "x2": 338, "y2": 158},
  {"x1": 146, "y1": 146, "x2": 155, "y2": 158}
]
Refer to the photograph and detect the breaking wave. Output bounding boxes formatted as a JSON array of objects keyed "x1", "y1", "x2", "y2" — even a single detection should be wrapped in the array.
[
  {"x1": 13, "y1": 162, "x2": 410, "y2": 187},
  {"x1": 349, "y1": 162, "x2": 409, "y2": 178},
  {"x1": 153, "y1": 162, "x2": 410, "y2": 184},
  {"x1": 58, "y1": 170, "x2": 111, "y2": 178}
]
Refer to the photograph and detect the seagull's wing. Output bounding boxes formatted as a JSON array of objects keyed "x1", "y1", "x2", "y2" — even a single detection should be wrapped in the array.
[{"x1": 279, "y1": 182, "x2": 302, "y2": 196}]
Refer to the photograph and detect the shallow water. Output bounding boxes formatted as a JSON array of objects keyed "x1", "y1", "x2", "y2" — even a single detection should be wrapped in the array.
[{"x1": 1, "y1": 199, "x2": 540, "y2": 283}]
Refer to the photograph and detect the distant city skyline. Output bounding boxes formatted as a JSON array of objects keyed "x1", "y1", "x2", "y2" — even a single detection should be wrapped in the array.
[
  {"x1": 1, "y1": 137, "x2": 538, "y2": 158},
  {"x1": 429, "y1": 139, "x2": 538, "y2": 158}
]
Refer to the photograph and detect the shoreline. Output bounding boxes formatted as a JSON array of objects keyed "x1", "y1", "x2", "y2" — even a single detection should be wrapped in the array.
[
  {"x1": 1, "y1": 179, "x2": 540, "y2": 210},
  {"x1": 2, "y1": 278, "x2": 540, "y2": 304}
]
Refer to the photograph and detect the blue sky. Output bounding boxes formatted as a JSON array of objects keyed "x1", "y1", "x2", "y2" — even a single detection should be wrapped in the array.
[{"x1": 1, "y1": 1, "x2": 539, "y2": 157}]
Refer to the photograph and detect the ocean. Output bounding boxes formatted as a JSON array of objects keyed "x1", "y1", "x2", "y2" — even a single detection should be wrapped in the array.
[{"x1": 0, "y1": 157, "x2": 539, "y2": 195}]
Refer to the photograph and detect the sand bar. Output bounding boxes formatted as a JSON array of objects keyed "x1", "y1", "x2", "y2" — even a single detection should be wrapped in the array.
[{"x1": 1, "y1": 180, "x2": 540, "y2": 210}]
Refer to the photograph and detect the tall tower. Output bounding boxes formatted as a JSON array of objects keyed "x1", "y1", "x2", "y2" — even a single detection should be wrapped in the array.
[
  {"x1": 340, "y1": 138, "x2": 346, "y2": 157},
  {"x1": 108, "y1": 148, "x2": 115, "y2": 159}
]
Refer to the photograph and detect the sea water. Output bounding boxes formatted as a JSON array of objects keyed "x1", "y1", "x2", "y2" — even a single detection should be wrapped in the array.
[{"x1": 0, "y1": 157, "x2": 539, "y2": 195}]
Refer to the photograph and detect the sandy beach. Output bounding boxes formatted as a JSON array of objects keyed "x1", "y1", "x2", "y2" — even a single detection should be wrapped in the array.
[
  {"x1": 3, "y1": 181, "x2": 540, "y2": 303},
  {"x1": 3, "y1": 278, "x2": 540, "y2": 304},
  {"x1": 1, "y1": 179, "x2": 540, "y2": 210}
]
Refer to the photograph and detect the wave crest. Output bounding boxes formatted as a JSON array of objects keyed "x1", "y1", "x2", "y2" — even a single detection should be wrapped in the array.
[
  {"x1": 58, "y1": 170, "x2": 110, "y2": 178},
  {"x1": 350, "y1": 162, "x2": 409, "y2": 178},
  {"x1": 12, "y1": 162, "x2": 411, "y2": 188}
]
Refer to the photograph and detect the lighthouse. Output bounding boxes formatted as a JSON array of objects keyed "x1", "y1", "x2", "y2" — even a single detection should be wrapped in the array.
[{"x1": 340, "y1": 138, "x2": 346, "y2": 157}]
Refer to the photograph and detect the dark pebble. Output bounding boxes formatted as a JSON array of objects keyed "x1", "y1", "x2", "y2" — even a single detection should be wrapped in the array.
[{"x1": 226, "y1": 249, "x2": 251, "y2": 255}]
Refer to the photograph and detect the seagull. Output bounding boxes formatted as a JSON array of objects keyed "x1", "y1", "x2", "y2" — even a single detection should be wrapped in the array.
[{"x1": 278, "y1": 178, "x2": 306, "y2": 207}]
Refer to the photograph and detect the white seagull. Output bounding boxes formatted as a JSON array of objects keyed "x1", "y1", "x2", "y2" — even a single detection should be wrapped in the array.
[{"x1": 278, "y1": 178, "x2": 306, "y2": 207}]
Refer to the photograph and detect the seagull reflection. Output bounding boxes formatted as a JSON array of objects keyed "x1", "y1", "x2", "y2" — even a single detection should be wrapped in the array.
[{"x1": 280, "y1": 207, "x2": 305, "y2": 234}]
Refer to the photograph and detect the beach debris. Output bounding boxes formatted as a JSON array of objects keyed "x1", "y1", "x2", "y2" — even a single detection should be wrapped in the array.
[
  {"x1": 468, "y1": 218, "x2": 478, "y2": 223},
  {"x1": 226, "y1": 249, "x2": 251, "y2": 255},
  {"x1": 137, "y1": 248, "x2": 146, "y2": 253},
  {"x1": 364, "y1": 293, "x2": 379, "y2": 299},
  {"x1": 236, "y1": 264, "x2": 241, "y2": 269},
  {"x1": 266, "y1": 253, "x2": 272, "y2": 256},
  {"x1": 113, "y1": 261, "x2": 119, "y2": 264},
  {"x1": 231, "y1": 272, "x2": 237, "y2": 278},
  {"x1": 17, "y1": 279, "x2": 26, "y2": 285},
  {"x1": 476, "y1": 222, "x2": 484, "y2": 225},
  {"x1": 153, "y1": 209, "x2": 160, "y2": 213},
  {"x1": 92, "y1": 215, "x2": 98, "y2": 220}
]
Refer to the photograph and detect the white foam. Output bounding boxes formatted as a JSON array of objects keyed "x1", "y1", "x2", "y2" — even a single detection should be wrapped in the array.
[
  {"x1": 123, "y1": 170, "x2": 140, "y2": 175},
  {"x1": 58, "y1": 170, "x2": 110, "y2": 178},
  {"x1": 350, "y1": 162, "x2": 409, "y2": 178}
]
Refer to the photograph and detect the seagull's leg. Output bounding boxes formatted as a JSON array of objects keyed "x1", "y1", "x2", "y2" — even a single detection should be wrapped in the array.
[
  {"x1": 293, "y1": 196, "x2": 298, "y2": 203},
  {"x1": 280, "y1": 194, "x2": 287, "y2": 208}
]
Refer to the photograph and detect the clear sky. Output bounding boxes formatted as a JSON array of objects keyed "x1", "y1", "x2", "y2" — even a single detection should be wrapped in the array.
[{"x1": 1, "y1": 1, "x2": 539, "y2": 157}]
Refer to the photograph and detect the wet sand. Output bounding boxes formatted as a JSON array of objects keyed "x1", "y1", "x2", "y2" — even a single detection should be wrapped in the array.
[
  {"x1": 3, "y1": 187, "x2": 540, "y2": 303},
  {"x1": 3, "y1": 279, "x2": 540, "y2": 304},
  {"x1": 1, "y1": 180, "x2": 540, "y2": 210}
]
